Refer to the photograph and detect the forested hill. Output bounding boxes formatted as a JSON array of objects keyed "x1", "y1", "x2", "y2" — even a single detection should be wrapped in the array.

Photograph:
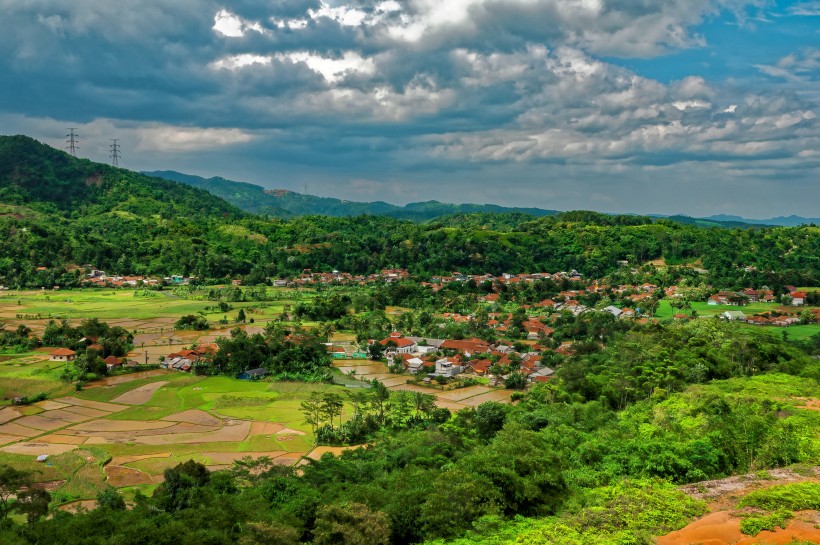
[
  {"x1": 0, "y1": 136, "x2": 243, "y2": 218},
  {"x1": 144, "y1": 170, "x2": 560, "y2": 220},
  {"x1": 0, "y1": 135, "x2": 818, "y2": 289}
]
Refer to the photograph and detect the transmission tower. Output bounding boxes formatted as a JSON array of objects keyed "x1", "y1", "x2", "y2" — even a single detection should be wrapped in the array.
[
  {"x1": 66, "y1": 128, "x2": 79, "y2": 156},
  {"x1": 109, "y1": 139, "x2": 121, "y2": 167}
]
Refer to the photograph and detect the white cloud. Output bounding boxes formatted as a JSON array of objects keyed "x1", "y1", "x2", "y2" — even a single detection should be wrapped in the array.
[
  {"x1": 213, "y1": 9, "x2": 267, "y2": 37},
  {"x1": 136, "y1": 125, "x2": 254, "y2": 152},
  {"x1": 277, "y1": 51, "x2": 376, "y2": 83}
]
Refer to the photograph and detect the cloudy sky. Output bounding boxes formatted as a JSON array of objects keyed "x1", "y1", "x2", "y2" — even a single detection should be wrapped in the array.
[{"x1": 1, "y1": 0, "x2": 818, "y2": 218}]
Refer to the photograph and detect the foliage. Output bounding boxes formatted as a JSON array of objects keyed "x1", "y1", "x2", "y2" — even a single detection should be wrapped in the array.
[
  {"x1": 738, "y1": 482, "x2": 820, "y2": 511},
  {"x1": 739, "y1": 509, "x2": 793, "y2": 536}
]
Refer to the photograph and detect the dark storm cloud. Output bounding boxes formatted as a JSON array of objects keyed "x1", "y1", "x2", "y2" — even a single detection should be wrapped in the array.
[{"x1": 0, "y1": 0, "x2": 817, "y2": 216}]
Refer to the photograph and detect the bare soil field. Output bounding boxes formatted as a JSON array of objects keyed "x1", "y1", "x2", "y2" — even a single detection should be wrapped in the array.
[
  {"x1": 104, "y1": 465, "x2": 154, "y2": 487},
  {"x1": 111, "y1": 381, "x2": 168, "y2": 405},
  {"x1": 162, "y1": 409, "x2": 221, "y2": 426}
]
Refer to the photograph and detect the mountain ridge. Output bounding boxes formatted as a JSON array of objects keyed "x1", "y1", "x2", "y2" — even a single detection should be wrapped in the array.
[{"x1": 142, "y1": 170, "x2": 560, "y2": 221}]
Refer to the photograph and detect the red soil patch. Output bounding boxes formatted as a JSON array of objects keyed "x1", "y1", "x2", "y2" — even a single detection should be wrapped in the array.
[{"x1": 658, "y1": 510, "x2": 820, "y2": 545}]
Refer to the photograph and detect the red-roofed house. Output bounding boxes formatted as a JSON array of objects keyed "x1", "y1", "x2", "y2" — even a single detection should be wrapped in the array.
[
  {"x1": 790, "y1": 291, "x2": 807, "y2": 306},
  {"x1": 379, "y1": 332, "x2": 417, "y2": 354},
  {"x1": 49, "y1": 348, "x2": 76, "y2": 362},
  {"x1": 104, "y1": 355, "x2": 124, "y2": 370}
]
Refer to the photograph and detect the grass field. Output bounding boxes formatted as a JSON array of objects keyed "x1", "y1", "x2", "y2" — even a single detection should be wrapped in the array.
[{"x1": 655, "y1": 300, "x2": 796, "y2": 319}]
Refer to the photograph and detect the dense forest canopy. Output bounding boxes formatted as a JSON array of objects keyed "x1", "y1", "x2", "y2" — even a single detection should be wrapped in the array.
[{"x1": 0, "y1": 135, "x2": 818, "y2": 290}]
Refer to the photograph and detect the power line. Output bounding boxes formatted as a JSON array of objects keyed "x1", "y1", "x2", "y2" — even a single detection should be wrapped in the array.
[
  {"x1": 109, "y1": 139, "x2": 121, "y2": 167},
  {"x1": 65, "y1": 128, "x2": 79, "y2": 156}
]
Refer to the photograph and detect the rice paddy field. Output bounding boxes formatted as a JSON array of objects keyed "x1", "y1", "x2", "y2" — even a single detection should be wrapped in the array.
[
  {"x1": 0, "y1": 368, "x2": 345, "y2": 507},
  {"x1": 0, "y1": 286, "x2": 516, "y2": 509}
]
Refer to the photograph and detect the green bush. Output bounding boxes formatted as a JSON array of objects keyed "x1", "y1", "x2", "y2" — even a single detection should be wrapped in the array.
[
  {"x1": 739, "y1": 482, "x2": 820, "y2": 511},
  {"x1": 739, "y1": 509, "x2": 793, "y2": 536}
]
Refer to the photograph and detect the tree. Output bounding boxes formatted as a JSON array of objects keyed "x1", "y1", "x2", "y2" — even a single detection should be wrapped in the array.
[
  {"x1": 237, "y1": 308, "x2": 246, "y2": 323},
  {"x1": 15, "y1": 487, "x2": 50, "y2": 523},
  {"x1": 368, "y1": 342, "x2": 384, "y2": 361},
  {"x1": 321, "y1": 392, "x2": 344, "y2": 431},
  {"x1": 0, "y1": 465, "x2": 30, "y2": 519},
  {"x1": 153, "y1": 460, "x2": 210, "y2": 512},
  {"x1": 475, "y1": 402, "x2": 507, "y2": 442},
  {"x1": 504, "y1": 371, "x2": 528, "y2": 390},
  {"x1": 313, "y1": 502, "x2": 390, "y2": 545},
  {"x1": 96, "y1": 487, "x2": 126, "y2": 510},
  {"x1": 301, "y1": 392, "x2": 324, "y2": 443}
]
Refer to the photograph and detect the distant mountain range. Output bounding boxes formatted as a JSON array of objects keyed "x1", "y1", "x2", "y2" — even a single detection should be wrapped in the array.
[
  {"x1": 144, "y1": 170, "x2": 818, "y2": 227},
  {"x1": 143, "y1": 171, "x2": 560, "y2": 221},
  {"x1": 702, "y1": 214, "x2": 820, "y2": 227}
]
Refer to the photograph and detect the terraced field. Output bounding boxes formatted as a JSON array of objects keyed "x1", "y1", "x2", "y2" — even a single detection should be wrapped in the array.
[{"x1": 0, "y1": 371, "x2": 347, "y2": 506}]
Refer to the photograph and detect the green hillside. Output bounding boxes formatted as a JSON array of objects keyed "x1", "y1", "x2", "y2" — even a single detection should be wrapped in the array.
[
  {"x1": 143, "y1": 170, "x2": 560, "y2": 220},
  {"x1": 0, "y1": 136, "x2": 818, "y2": 290}
]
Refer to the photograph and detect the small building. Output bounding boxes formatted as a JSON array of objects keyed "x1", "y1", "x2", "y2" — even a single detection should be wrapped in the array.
[
  {"x1": 49, "y1": 348, "x2": 76, "y2": 362},
  {"x1": 405, "y1": 357, "x2": 425, "y2": 374},
  {"x1": 104, "y1": 355, "x2": 124, "y2": 371},
  {"x1": 722, "y1": 310, "x2": 746, "y2": 321},
  {"x1": 433, "y1": 358, "x2": 462, "y2": 378},
  {"x1": 790, "y1": 291, "x2": 807, "y2": 306},
  {"x1": 238, "y1": 368, "x2": 269, "y2": 380}
]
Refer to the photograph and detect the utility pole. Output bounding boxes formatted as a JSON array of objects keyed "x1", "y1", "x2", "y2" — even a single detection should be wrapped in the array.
[
  {"x1": 109, "y1": 139, "x2": 121, "y2": 167},
  {"x1": 66, "y1": 128, "x2": 79, "y2": 156}
]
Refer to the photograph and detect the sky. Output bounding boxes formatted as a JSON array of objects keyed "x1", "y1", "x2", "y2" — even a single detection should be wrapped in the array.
[{"x1": 0, "y1": 0, "x2": 818, "y2": 218}]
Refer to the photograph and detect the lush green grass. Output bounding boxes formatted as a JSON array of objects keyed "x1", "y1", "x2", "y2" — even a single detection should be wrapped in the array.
[
  {"x1": 656, "y1": 300, "x2": 796, "y2": 319},
  {"x1": 740, "y1": 323, "x2": 820, "y2": 341},
  {"x1": 0, "y1": 288, "x2": 293, "y2": 324},
  {"x1": 0, "y1": 357, "x2": 74, "y2": 402}
]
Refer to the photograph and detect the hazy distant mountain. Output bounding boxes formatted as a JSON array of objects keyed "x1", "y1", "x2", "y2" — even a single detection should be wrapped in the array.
[
  {"x1": 143, "y1": 170, "x2": 560, "y2": 221},
  {"x1": 704, "y1": 214, "x2": 820, "y2": 227}
]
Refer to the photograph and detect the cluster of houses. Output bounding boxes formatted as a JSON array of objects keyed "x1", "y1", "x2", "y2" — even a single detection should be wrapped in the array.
[
  {"x1": 271, "y1": 268, "x2": 411, "y2": 287},
  {"x1": 422, "y1": 270, "x2": 583, "y2": 291},
  {"x1": 707, "y1": 288, "x2": 807, "y2": 306},
  {"x1": 375, "y1": 332, "x2": 556, "y2": 384},
  {"x1": 47, "y1": 347, "x2": 140, "y2": 371},
  {"x1": 159, "y1": 344, "x2": 218, "y2": 372},
  {"x1": 81, "y1": 268, "x2": 194, "y2": 288}
]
